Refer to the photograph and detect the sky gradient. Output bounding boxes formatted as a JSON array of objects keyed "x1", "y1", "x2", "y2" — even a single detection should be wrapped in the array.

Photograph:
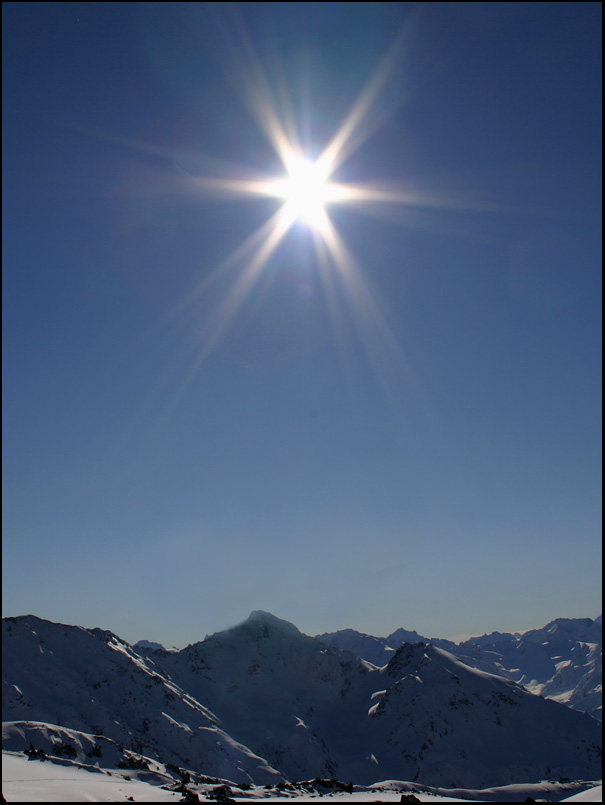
[{"x1": 2, "y1": 2, "x2": 602, "y2": 648}]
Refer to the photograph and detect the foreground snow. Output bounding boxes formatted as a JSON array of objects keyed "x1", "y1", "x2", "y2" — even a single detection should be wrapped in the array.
[
  {"x1": 2, "y1": 752, "x2": 177, "y2": 802},
  {"x1": 2, "y1": 752, "x2": 601, "y2": 802},
  {"x1": 562, "y1": 787, "x2": 603, "y2": 802}
]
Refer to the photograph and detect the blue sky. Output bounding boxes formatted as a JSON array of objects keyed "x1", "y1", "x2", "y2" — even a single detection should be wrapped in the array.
[{"x1": 2, "y1": 2, "x2": 601, "y2": 647}]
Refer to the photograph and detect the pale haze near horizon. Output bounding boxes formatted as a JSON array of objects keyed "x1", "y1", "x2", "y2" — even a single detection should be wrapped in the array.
[{"x1": 2, "y1": 2, "x2": 601, "y2": 650}]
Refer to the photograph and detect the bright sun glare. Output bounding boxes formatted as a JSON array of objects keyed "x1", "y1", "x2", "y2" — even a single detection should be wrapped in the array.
[
  {"x1": 188, "y1": 29, "x2": 413, "y2": 261},
  {"x1": 280, "y1": 157, "x2": 332, "y2": 227},
  {"x1": 173, "y1": 26, "x2": 445, "y2": 378}
]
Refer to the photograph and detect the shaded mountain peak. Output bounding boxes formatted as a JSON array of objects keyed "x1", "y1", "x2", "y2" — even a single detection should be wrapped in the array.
[
  {"x1": 384, "y1": 641, "x2": 430, "y2": 677},
  {"x1": 227, "y1": 610, "x2": 302, "y2": 642},
  {"x1": 385, "y1": 626, "x2": 426, "y2": 643},
  {"x1": 246, "y1": 610, "x2": 300, "y2": 630}
]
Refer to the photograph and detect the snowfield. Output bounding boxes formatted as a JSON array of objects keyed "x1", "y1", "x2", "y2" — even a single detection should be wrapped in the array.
[{"x1": 2, "y1": 751, "x2": 602, "y2": 802}]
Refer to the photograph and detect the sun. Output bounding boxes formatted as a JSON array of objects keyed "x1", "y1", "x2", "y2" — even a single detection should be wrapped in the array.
[
  {"x1": 187, "y1": 32, "x2": 412, "y2": 258},
  {"x1": 260, "y1": 153, "x2": 343, "y2": 233},
  {"x1": 280, "y1": 156, "x2": 332, "y2": 228},
  {"x1": 173, "y1": 28, "x2": 437, "y2": 377}
]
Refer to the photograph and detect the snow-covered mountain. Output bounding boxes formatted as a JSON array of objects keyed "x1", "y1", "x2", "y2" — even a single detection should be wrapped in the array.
[
  {"x1": 317, "y1": 617, "x2": 602, "y2": 720},
  {"x1": 2, "y1": 612, "x2": 602, "y2": 788},
  {"x1": 452, "y1": 618, "x2": 602, "y2": 719},
  {"x1": 315, "y1": 627, "x2": 456, "y2": 667},
  {"x1": 1, "y1": 615, "x2": 282, "y2": 784},
  {"x1": 364, "y1": 641, "x2": 601, "y2": 789}
]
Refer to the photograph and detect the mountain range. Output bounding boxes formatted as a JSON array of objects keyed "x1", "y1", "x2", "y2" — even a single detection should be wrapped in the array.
[
  {"x1": 316, "y1": 616, "x2": 602, "y2": 720},
  {"x1": 2, "y1": 611, "x2": 601, "y2": 789}
]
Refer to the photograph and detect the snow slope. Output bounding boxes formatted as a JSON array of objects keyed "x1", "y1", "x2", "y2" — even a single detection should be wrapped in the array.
[
  {"x1": 1, "y1": 751, "x2": 179, "y2": 803},
  {"x1": 2, "y1": 751, "x2": 602, "y2": 802}
]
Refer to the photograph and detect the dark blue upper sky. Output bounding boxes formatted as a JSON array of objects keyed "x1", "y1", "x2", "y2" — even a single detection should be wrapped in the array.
[{"x1": 2, "y1": 2, "x2": 601, "y2": 646}]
